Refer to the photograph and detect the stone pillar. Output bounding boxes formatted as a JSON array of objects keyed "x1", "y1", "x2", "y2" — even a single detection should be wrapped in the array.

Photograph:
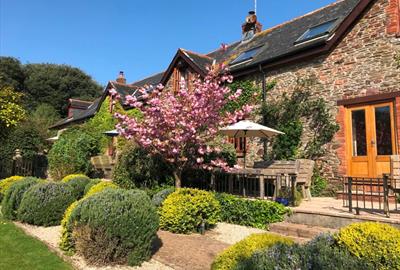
[{"x1": 390, "y1": 155, "x2": 400, "y2": 190}]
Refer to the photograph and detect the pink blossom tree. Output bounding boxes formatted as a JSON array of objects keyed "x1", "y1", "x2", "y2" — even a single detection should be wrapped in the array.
[{"x1": 115, "y1": 66, "x2": 252, "y2": 188}]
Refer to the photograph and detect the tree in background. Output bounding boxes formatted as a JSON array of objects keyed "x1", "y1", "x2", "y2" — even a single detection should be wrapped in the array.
[
  {"x1": 0, "y1": 57, "x2": 102, "y2": 116},
  {"x1": 0, "y1": 85, "x2": 26, "y2": 131},
  {"x1": 116, "y1": 68, "x2": 253, "y2": 188}
]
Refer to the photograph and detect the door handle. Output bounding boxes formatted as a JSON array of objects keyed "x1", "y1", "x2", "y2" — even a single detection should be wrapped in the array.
[{"x1": 371, "y1": 140, "x2": 376, "y2": 146}]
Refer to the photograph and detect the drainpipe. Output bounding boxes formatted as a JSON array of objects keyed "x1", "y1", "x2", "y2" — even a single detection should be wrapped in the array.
[{"x1": 259, "y1": 64, "x2": 268, "y2": 160}]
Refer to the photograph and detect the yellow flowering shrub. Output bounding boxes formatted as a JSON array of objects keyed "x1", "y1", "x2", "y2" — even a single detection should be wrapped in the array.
[
  {"x1": 84, "y1": 181, "x2": 118, "y2": 198},
  {"x1": 61, "y1": 174, "x2": 90, "y2": 183},
  {"x1": 336, "y1": 222, "x2": 400, "y2": 270},
  {"x1": 211, "y1": 233, "x2": 293, "y2": 270},
  {"x1": 0, "y1": 176, "x2": 24, "y2": 201}
]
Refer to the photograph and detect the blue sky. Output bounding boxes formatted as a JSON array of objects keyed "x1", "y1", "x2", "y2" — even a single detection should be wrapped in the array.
[{"x1": 1, "y1": 0, "x2": 336, "y2": 86}]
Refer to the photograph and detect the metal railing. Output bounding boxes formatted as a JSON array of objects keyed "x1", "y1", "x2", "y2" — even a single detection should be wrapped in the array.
[{"x1": 342, "y1": 175, "x2": 399, "y2": 217}]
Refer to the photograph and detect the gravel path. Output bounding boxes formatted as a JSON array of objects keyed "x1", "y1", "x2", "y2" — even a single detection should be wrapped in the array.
[{"x1": 13, "y1": 222, "x2": 275, "y2": 270}]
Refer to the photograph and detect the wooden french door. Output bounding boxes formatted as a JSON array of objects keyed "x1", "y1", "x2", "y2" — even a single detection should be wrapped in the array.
[{"x1": 346, "y1": 102, "x2": 396, "y2": 177}]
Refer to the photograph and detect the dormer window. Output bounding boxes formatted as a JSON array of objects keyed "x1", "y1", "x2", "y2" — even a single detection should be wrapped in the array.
[
  {"x1": 230, "y1": 47, "x2": 261, "y2": 65},
  {"x1": 295, "y1": 19, "x2": 338, "y2": 44}
]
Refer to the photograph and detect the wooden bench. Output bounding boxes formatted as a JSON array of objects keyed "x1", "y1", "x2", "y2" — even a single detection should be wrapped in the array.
[{"x1": 253, "y1": 159, "x2": 315, "y2": 200}]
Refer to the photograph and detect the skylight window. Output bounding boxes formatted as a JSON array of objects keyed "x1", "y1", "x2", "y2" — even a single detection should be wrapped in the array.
[
  {"x1": 295, "y1": 19, "x2": 338, "y2": 44},
  {"x1": 230, "y1": 47, "x2": 260, "y2": 65}
]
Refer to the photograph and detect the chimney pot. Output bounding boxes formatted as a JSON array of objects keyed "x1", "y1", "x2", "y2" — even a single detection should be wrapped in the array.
[{"x1": 116, "y1": 71, "x2": 126, "y2": 84}]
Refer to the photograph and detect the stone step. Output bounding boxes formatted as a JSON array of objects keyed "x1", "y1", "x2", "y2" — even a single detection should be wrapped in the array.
[{"x1": 269, "y1": 222, "x2": 337, "y2": 239}]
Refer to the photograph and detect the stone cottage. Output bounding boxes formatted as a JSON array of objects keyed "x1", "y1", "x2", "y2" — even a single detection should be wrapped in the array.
[{"x1": 52, "y1": 0, "x2": 400, "y2": 181}]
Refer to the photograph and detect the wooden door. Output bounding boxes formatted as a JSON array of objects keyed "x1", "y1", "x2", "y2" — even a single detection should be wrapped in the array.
[{"x1": 346, "y1": 102, "x2": 396, "y2": 177}]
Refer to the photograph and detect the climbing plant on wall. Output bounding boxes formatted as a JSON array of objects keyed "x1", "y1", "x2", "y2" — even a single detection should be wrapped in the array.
[{"x1": 261, "y1": 77, "x2": 339, "y2": 160}]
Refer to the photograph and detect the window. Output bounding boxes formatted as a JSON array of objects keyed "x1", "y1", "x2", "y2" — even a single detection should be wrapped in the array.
[
  {"x1": 230, "y1": 47, "x2": 260, "y2": 65},
  {"x1": 295, "y1": 19, "x2": 337, "y2": 44}
]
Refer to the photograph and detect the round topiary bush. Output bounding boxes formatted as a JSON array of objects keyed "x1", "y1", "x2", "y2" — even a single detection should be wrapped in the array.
[
  {"x1": 62, "y1": 174, "x2": 90, "y2": 183},
  {"x1": 159, "y1": 188, "x2": 221, "y2": 234},
  {"x1": 17, "y1": 182, "x2": 76, "y2": 226},
  {"x1": 84, "y1": 181, "x2": 118, "y2": 198},
  {"x1": 152, "y1": 187, "x2": 174, "y2": 207},
  {"x1": 336, "y1": 222, "x2": 400, "y2": 270},
  {"x1": 1, "y1": 177, "x2": 41, "y2": 220},
  {"x1": 62, "y1": 176, "x2": 91, "y2": 200},
  {"x1": 211, "y1": 233, "x2": 293, "y2": 270},
  {"x1": 70, "y1": 189, "x2": 159, "y2": 266},
  {"x1": 0, "y1": 175, "x2": 24, "y2": 202},
  {"x1": 83, "y1": 179, "x2": 101, "y2": 195}
]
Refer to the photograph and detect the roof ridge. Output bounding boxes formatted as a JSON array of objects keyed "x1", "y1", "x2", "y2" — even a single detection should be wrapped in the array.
[
  {"x1": 68, "y1": 98, "x2": 93, "y2": 104},
  {"x1": 181, "y1": 48, "x2": 213, "y2": 60},
  {"x1": 206, "y1": 0, "x2": 348, "y2": 55},
  {"x1": 130, "y1": 71, "x2": 165, "y2": 86}
]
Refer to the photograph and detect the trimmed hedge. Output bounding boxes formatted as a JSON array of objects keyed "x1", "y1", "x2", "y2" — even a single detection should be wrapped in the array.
[
  {"x1": 0, "y1": 176, "x2": 24, "y2": 202},
  {"x1": 60, "y1": 180, "x2": 119, "y2": 252},
  {"x1": 83, "y1": 179, "x2": 101, "y2": 195},
  {"x1": 70, "y1": 189, "x2": 159, "y2": 266},
  {"x1": 17, "y1": 182, "x2": 76, "y2": 226},
  {"x1": 336, "y1": 222, "x2": 400, "y2": 270},
  {"x1": 152, "y1": 187, "x2": 174, "y2": 207},
  {"x1": 211, "y1": 233, "x2": 293, "y2": 270},
  {"x1": 1, "y1": 177, "x2": 41, "y2": 220},
  {"x1": 243, "y1": 234, "x2": 372, "y2": 270},
  {"x1": 159, "y1": 188, "x2": 220, "y2": 234},
  {"x1": 63, "y1": 177, "x2": 91, "y2": 200},
  {"x1": 84, "y1": 181, "x2": 118, "y2": 198},
  {"x1": 214, "y1": 193, "x2": 289, "y2": 229},
  {"x1": 62, "y1": 174, "x2": 90, "y2": 183}
]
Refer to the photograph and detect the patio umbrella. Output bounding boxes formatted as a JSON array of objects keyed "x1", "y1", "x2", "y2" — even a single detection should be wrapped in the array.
[{"x1": 219, "y1": 120, "x2": 284, "y2": 168}]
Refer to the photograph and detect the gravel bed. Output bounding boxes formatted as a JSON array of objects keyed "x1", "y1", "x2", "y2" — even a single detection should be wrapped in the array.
[
  {"x1": 13, "y1": 222, "x2": 173, "y2": 270},
  {"x1": 207, "y1": 222, "x2": 267, "y2": 245}
]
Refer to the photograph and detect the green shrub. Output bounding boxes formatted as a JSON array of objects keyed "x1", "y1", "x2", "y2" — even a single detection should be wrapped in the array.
[
  {"x1": 61, "y1": 174, "x2": 90, "y2": 183},
  {"x1": 84, "y1": 181, "x2": 118, "y2": 198},
  {"x1": 83, "y1": 179, "x2": 101, "y2": 195},
  {"x1": 211, "y1": 233, "x2": 293, "y2": 270},
  {"x1": 60, "y1": 180, "x2": 117, "y2": 253},
  {"x1": 70, "y1": 189, "x2": 159, "y2": 266},
  {"x1": 112, "y1": 143, "x2": 173, "y2": 189},
  {"x1": 214, "y1": 193, "x2": 289, "y2": 229},
  {"x1": 48, "y1": 128, "x2": 101, "y2": 179},
  {"x1": 159, "y1": 188, "x2": 220, "y2": 234},
  {"x1": 243, "y1": 234, "x2": 372, "y2": 270},
  {"x1": 62, "y1": 176, "x2": 91, "y2": 200},
  {"x1": 17, "y1": 182, "x2": 76, "y2": 226},
  {"x1": 310, "y1": 167, "x2": 328, "y2": 197},
  {"x1": 0, "y1": 176, "x2": 24, "y2": 202},
  {"x1": 1, "y1": 177, "x2": 41, "y2": 220},
  {"x1": 152, "y1": 187, "x2": 175, "y2": 207},
  {"x1": 336, "y1": 222, "x2": 400, "y2": 270}
]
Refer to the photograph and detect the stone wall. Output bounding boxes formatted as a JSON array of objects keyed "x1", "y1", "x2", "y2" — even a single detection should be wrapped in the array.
[{"x1": 242, "y1": 0, "x2": 400, "y2": 182}]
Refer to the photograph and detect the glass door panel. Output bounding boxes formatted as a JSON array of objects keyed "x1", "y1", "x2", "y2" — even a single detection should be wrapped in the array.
[
  {"x1": 374, "y1": 105, "x2": 393, "y2": 156},
  {"x1": 351, "y1": 109, "x2": 367, "y2": 157}
]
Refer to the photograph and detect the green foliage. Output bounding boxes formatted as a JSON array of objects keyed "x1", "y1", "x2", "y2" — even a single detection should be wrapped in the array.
[
  {"x1": 70, "y1": 189, "x2": 159, "y2": 266},
  {"x1": 62, "y1": 177, "x2": 91, "y2": 200},
  {"x1": 211, "y1": 233, "x2": 293, "y2": 270},
  {"x1": 151, "y1": 187, "x2": 175, "y2": 207},
  {"x1": 224, "y1": 80, "x2": 261, "y2": 113},
  {"x1": 0, "y1": 85, "x2": 26, "y2": 129},
  {"x1": 113, "y1": 143, "x2": 173, "y2": 189},
  {"x1": 30, "y1": 103, "x2": 60, "y2": 139},
  {"x1": 310, "y1": 167, "x2": 328, "y2": 197},
  {"x1": 205, "y1": 136, "x2": 237, "y2": 167},
  {"x1": 0, "y1": 57, "x2": 25, "y2": 91},
  {"x1": 244, "y1": 234, "x2": 372, "y2": 270},
  {"x1": 277, "y1": 187, "x2": 303, "y2": 206},
  {"x1": 214, "y1": 193, "x2": 289, "y2": 229},
  {"x1": 61, "y1": 174, "x2": 90, "y2": 183},
  {"x1": 83, "y1": 179, "x2": 101, "y2": 195},
  {"x1": 336, "y1": 222, "x2": 400, "y2": 270},
  {"x1": 17, "y1": 182, "x2": 76, "y2": 226},
  {"x1": 84, "y1": 181, "x2": 119, "y2": 198},
  {"x1": 0, "y1": 121, "x2": 47, "y2": 161},
  {"x1": 261, "y1": 77, "x2": 339, "y2": 160},
  {"x1": 48, "y1": 128, "x2": 101, "y2": 179},
  {"x1": 0, "y1": 176, "x2": 24, "y2": 202},
  {"x1": 395, "y1": 50, "x2": 400, "y2": 69},
  {"x1": 159, "y1": 188, "x2": 220, "y2": 234},
  {"x1": 1, "y1": 177, "x2": 41, "y2": 220}
]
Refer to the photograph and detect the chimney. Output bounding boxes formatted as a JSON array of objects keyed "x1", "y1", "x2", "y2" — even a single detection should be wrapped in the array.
[
  {"x1": 386, "y1": 0, "x2": 400, "y2": 36},
  {"x1": 116, "y1": 71, "x2": 126, "y2": 84},
  {"x1": 241, "y1": 11, "x2": 262, "y2": 41}
]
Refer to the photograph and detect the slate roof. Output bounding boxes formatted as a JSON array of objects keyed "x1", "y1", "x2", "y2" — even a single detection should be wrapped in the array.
[
  {"x1": 69, "y1": 99, "x2": 93, "y2": 110},
  {"x1": 51, "y1": 0, "x2": 367, "y2": 129}
]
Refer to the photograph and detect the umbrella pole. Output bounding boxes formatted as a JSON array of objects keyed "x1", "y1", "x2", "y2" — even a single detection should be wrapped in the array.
[{"x1": 243, "y1": 130, "x2": 247, "y2": 169}]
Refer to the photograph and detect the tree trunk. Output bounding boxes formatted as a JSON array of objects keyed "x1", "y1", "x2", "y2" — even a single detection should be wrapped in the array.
[{"x1": 173, "y1": 169, "x2": 182, "y2": 188}]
